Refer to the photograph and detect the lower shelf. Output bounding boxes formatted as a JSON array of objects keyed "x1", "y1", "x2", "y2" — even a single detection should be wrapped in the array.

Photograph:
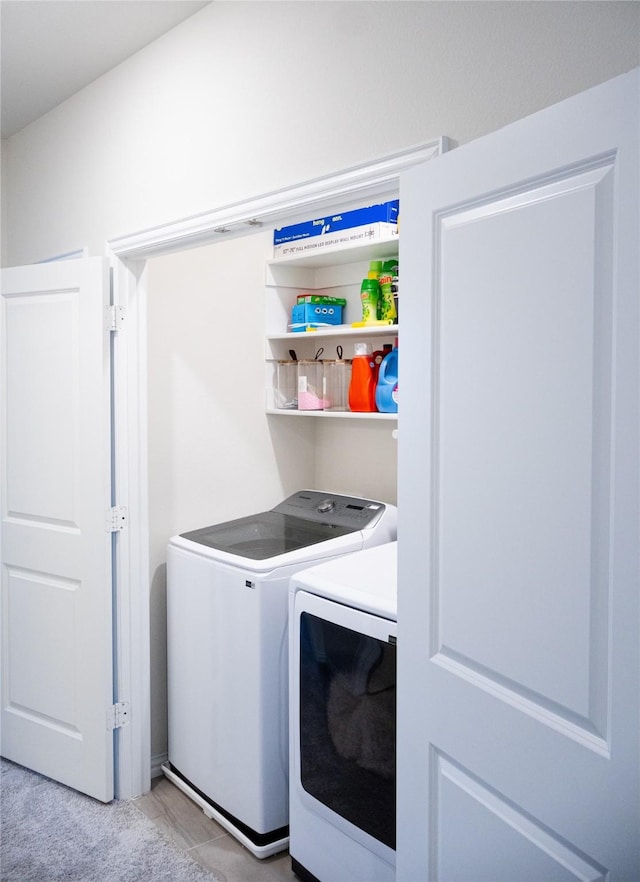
[{"x1": 266, "y1": 408, "x2": 397, "y2": 420}]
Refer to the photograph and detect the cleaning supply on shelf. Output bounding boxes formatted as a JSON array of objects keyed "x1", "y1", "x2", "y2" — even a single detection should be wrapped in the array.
[
  {"x1": 291, "y1": 299, "x2": 343, "y2": 332},
  {"x1": 372, "y1": 343, "x2": 392, "y2": 389},
  {"x1": 382, "y1": 258, "x2": 398, "y2": 276},
  {"x1": 322, "y1": 346, "x2": 351, "y2": 412},
  {"x1": 348, "y1": 342, "x2": 377, "y2": 412},
  {"x1": 378, "y1": 273, "x2": 396, "y2": 322},
  {"x1": 298, "y1": 349, "x2": 326, "y2": 410},
  {"x1": 276, "y1": 360, "x2": 298, "y2": 409},
  {"x1": 382, "y1": 258, "x2": 399, "y2": 323},
  {"x1": 375, "y1": 339, "x2": 398, "y2": 413},
  {"x1": 350, "y1": 319, "x2": 394, "y2": 328},
  {"x1": 296, "y1": 294, "x2": 347, "y2": 306},
  {"x1": 359, "y1": 278, "x2": 380, "y2": 325}
]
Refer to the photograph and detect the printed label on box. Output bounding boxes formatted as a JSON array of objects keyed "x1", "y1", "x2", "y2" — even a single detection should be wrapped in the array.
[{"x1": 273, "y1": 200, "x2": 399, "y2": 257}]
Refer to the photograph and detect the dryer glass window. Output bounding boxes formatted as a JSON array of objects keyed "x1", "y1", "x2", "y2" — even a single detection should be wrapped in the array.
[{"x1": 298, "y1": 612, "x2": 396, "y2": 850}]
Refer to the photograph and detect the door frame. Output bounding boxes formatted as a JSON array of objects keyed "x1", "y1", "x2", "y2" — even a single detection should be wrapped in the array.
[{"x1": 108, "y1": 140, "x2": 445, "y2": 798}]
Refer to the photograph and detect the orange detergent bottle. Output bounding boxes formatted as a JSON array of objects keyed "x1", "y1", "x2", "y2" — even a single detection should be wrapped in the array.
[{"x1": 348, "y1": 343, "x2": 376, "y2": 412}]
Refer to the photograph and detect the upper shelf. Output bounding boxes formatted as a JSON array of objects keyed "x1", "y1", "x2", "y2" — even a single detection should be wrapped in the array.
[
  {"x1": 267, "y1": 235, "x2": 399, "y2": 270},
  {"x1": 266, "y1": 237, "x2": 399, "y2": 291}
]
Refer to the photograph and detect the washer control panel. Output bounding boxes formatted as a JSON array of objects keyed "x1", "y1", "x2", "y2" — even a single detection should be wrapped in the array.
[{"x1": 273, "y1": 490, "x2": 387, "y2": 530}]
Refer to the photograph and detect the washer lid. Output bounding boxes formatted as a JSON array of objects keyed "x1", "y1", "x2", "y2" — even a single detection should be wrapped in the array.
[{"x1": 179, "y1": 510, "x2": 356, "y2": 561}]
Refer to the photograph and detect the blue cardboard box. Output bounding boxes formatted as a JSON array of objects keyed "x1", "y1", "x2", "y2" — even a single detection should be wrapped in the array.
[
  {"x1": 274, "y1": 200, "x2": 399, "y2": 258},
  {"x1": 290, "y1": 302, "x2": 344, "y2": 332}
]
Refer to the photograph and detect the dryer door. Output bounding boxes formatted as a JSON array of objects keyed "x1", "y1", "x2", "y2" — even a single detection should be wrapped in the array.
[{"x1": 291, "y1": 590, "x2": 397, "y2": 865}]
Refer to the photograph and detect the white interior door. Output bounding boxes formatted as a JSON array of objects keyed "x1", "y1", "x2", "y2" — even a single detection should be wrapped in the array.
[
  {"x1": 1, "y1": 257, "x2": 114, "y2": 802},
  {"x1": 398, "y1": 69, "x2": 639, "y2": 880}
]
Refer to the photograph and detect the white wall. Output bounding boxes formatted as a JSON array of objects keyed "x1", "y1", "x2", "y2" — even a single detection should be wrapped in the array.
[
  {"x1": 146, "y1": 232, "x2": 399, "y2": 766},
  {"x1": 2, "y1": 0, "x2": 638, "y2": 772},
  {"x1": 3, "y1": 1, "x2": 639, "y2": 265},
  {"x1": 146, "y1": 232, "x2": 320, "y2": 765}
]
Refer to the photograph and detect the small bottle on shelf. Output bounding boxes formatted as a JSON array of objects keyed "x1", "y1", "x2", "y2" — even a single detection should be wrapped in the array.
[{"x1": 360, "y1": 279, "x2": 380, "y2": 325}]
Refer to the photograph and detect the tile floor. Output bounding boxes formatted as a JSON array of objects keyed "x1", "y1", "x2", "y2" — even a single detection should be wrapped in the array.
[{"x1": 133, "y1": 775, "x2": 297, "y2": 882}]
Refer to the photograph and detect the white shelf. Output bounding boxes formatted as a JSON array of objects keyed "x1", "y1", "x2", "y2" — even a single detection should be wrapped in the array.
[
  {"x1": 266, "y1": 408, "x2": 397, "y2": 420},
  {"x1": 268, "y1": 236, "x2": 398, "y2": 270},
  {"x1": 267, "y1": 323, "x2": 398, "y2": 343},
  {"x1": 265, "y1": 230, "x2": 398, "y2": 422}
]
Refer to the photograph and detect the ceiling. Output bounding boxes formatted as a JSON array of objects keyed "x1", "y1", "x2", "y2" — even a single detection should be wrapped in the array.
[{"x1": 0, "y1": 0, "x2": 211, "y2": 138}]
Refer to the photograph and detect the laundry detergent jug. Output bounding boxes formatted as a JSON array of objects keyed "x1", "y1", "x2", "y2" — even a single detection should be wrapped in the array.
[
  {"x1": 348, "y1": 343, "x2": 376, "y2": 412},
  {"x1": 375, "y1": 343, "x2": 398, "y2": 413}
]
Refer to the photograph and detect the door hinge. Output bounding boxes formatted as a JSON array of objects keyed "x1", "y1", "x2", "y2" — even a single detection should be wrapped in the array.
[
  {"x1": 105, "y1": 305, "x2": 126, "y2": 332},
  {"x1": 107, "y1": 701, "x2": 130, "y2": 731},
  {"x1": 105, "y1": 506, "x2": 127, "y2": 532}
]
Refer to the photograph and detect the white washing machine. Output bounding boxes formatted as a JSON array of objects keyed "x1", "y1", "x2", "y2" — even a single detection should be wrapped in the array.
[
  {"x1": 162, "y1": 490, "x2": 397, "y2": 859},
  {"x1": 289, "y1": 541, "x2": 398, "y2": 882}
]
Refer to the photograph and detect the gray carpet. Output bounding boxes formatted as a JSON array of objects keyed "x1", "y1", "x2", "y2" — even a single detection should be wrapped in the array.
[{"x1": 0, "y1": 758, "x2": 219, "y2": 882}]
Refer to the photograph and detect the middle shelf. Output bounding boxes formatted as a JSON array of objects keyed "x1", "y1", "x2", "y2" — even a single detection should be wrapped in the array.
[
  {"x1": 266, "y1": 325, "x2": 398, "y2": 350},
  {"x1": 267, "y1": 323, "x2": 398, "y2": 343}
]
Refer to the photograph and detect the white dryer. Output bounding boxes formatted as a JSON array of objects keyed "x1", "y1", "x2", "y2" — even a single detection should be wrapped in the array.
[
  {"x1": 289, "y1": 541, "x2": 398, "y2": 882},
  {"x1": 162, "y1": 490, "x2": 397, "y2": 859}
]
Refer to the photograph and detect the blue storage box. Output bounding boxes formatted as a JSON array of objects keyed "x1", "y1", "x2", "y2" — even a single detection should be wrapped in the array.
[{"x1": 290, "y1": 302, "x2": 344, "y2": 332}]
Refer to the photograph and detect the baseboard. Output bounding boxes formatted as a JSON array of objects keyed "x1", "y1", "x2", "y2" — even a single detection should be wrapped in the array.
[{"x1": 151, "y1": 752, "x2": 168, "y2": 781}]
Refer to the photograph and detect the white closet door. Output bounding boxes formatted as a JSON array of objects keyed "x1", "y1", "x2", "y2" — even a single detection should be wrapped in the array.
[
  {"x1": 398, "y1": 69, "x2": 639, "y2": 881},
  {"x1": 1, "y1": 257, "x2": 114, "y2": 802}
]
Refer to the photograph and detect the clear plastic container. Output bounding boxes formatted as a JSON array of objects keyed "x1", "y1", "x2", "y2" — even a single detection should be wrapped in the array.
[
  {"x1": 322, "y1": 359, "x2": 352, "y2": 411},
  {"x1": 275, "y1": 360, "x2": 298, "y2": 409},
  {"x1": 297, "y1": 360, "x2": 325, "y2": 410}
]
